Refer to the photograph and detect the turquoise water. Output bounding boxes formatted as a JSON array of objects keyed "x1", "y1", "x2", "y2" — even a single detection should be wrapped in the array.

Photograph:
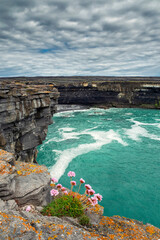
[{"x1": 37, "y1": 108, "x2": 160, "y2": 227}]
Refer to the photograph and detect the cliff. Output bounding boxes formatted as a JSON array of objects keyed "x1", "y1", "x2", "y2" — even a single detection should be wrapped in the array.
[
  {"x1": 0, "y1": 150, "x2": 160, "y2": 239},
  {"x1": 0, "y1": 80, "x2": 59, "y2": 162},
  {"x1": 52, "y1": 77, "x2": 160, "y2": 108},
  {"x1": 1, "y1": 76, "x2": 160, "y2": 109}
]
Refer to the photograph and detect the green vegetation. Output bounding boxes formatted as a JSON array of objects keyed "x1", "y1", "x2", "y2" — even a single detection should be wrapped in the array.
[
  {"x1": 41, "y1": 195, "x2": 84, "y2": 218},
  {"x1": 79, "y1": 214, "x2": 90, "y2": 226},
  {"x1": 155, "y1": 100, "x2": 160, "y2": 108}
]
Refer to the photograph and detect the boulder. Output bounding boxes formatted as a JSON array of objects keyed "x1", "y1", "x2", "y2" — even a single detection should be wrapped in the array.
[{"x1": 14, "y1": 171, "x2": 51, "y2": 206}]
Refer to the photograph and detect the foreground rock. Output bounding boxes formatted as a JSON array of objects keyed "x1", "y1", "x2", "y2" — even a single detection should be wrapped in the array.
[
  {"x1": 0, "y1": 208, "x2": 160, "y2": 239},
  {"x1": 0, "y1": 80, "x2": 59, "y2": 162}
]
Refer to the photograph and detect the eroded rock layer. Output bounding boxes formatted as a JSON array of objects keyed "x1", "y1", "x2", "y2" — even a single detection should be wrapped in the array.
[{"x1": 0, "y1": 80, "x2": 59, "y2": 162}]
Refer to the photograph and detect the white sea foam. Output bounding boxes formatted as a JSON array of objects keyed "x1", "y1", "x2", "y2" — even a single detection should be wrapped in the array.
[
  {"x1": 52, "y1": 150, "x2": 62, "y2": 155},
  {"x1": 55, "y1": 108, "x2": 92, "y2": 117},
  {"x1": 55, "y1": 107, "x2": 113, "y2": 118},
  {"x1": 125, "y1": 120, "x2": 160, "y2": 141},
  {"x1": 61, "y1": 131, "x2": 80, "y2": 140},
  {"x1": 43, "y1": 137, "x2": 59, "y2": 145},
  {"x1": 125, "y1": 113, "x2": 133, "y2": 115},
  {"x1": 59, "y1": 127, "x2": 75, "y2": 132},
  {"x1": 129, "y1": 119, "x2": 160, "y2": 127},
  {"x1": 49, "y1": 129, "x2": 127, "y2": 180}
]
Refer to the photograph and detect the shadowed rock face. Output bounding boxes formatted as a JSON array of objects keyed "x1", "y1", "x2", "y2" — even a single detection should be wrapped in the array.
[
  {"x1": 55, "y1": 79, "x2": 160, "y2": 108},
  {"x1": 0, "y1": 80, "x2": 59, "y2": 162}
]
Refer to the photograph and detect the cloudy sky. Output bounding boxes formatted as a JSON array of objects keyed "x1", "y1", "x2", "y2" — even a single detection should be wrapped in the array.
[{"x1": 0, "y1": 0, "x2": 160, "y2": 77}]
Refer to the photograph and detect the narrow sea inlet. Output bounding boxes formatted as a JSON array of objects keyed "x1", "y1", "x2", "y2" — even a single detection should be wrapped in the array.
[{"x1": 37, "y1": 108, "x2": 160, "y2": 228}]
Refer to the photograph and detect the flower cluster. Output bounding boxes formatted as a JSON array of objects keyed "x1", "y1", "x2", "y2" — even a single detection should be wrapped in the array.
[
  {"x1": 67, "y1": 171, "x2": 76, "y2": 177},
  {"x1": 50, "y1": 171, "x2": 103, "y2": 209}
]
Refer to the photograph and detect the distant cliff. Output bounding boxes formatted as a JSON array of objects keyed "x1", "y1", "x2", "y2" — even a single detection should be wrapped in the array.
[
  {"x1": 1, "y1": 76, "x2": 160, "y2": 109},
  {"x1": 0, "y1": 80, "x2": 59, "y2": 162},
  {"x1": 52, "y1": 77, "x2": 160, "y2": 108}
]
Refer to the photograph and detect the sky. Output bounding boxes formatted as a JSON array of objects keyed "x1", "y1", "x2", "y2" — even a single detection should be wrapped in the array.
[{"x1": 0, "y1": 0, "x2": 160, "y2": 77}]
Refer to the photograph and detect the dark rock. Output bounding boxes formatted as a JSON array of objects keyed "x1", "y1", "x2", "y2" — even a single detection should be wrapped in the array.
[{"x1": 0, "y1": 80, "x2": 59, "y2": 162}]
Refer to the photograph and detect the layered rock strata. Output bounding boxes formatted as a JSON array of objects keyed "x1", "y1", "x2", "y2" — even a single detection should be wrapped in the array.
[
  {"x1": 2, "y1": 76, "x2": 160, "y2": 109},
  {"x1": 53, "y1": 78, "x2": 160, "y2": 108},
  {"x1": 0, "y1": 80, "x2": 59, "y2": 162}
]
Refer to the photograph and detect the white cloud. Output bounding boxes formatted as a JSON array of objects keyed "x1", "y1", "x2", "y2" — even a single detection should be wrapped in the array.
[{"x1": 0, "y1": 0, "x2": 160, "y2": 76}]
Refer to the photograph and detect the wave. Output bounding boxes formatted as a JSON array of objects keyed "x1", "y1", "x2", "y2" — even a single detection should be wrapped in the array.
[
  {"x1": 49, "y1": 129, "x2": 127, "y2": 180},
  {"x1": 125, "y1": 120, "x2": 160, "y2": 141}
]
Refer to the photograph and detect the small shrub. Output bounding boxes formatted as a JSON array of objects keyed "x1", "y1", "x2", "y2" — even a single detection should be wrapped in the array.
[
  {"x1": 41, "y1": 195, "x2": 84, "y2": 218},
  {"x1": 79, "y1": 214, "x2": 90, "y2": 226}
]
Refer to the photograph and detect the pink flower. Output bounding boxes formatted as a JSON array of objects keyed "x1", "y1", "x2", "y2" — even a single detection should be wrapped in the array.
[
  {"x1": 68, "y1": 171, "x2": 76, "y2": 177},
  {"x1": 80, "y1": 178, "x2": 85, "y2": 184},
  {"x1": 61, "y1": 187, "x2": 66, "y2": 191},
  {"x1": 86, "y1": 189, "x2": 90, "y2": 195},
  {"x1": 51, "y1": 177, "x2": 58, "y2": 183},
  {"x1": 85, "y1": 184, "x2": 92, "y2": 190},
  {"x1": 94, "y1": 193, "x2": 103, "y2": 202},
  {"x1": 50, "y1": 189, "x2": 59, "y2": 196},
  {"x1": 56, "y1": 184, "x2": 62, "y2": 189},
  {"x1": 88, "y1": 198, "x2": 93, "y2": 205},
  {"x1": 91, "y1": 196, "x2": 98, "y2": 206},
  {"x1": 89, "y1": 189, "x2": 95, "y2": 196},
  {"x1": 63, "y1": 190, "x2": 68, "y2": 195},
  {"x1": 26, "y1": 206, "x2": 31, "y2": 212},
  {"x1": 70, "y1": 181, "x2": 76, "y2": 186}
]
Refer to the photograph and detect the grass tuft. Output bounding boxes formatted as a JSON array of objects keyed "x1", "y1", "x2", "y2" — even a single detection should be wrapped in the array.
[{"x1": 41, "y1": 195, "x2": 84, "y2": 218}]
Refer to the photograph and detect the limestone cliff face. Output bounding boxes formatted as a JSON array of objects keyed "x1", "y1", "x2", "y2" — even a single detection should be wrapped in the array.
[
  {"x1": 0, "y1": 80, "x2": 59, "y2": 162},
  {"x1": 54, "y1": 78, "x2": 160, "y2": 108},
  {"x1": 1, "y1": 77, "x2": 160, "y2": 109}
]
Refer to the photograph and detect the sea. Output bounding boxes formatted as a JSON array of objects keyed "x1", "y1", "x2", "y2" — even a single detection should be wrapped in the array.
[{"x1": 37, "y1": 107, "x2": 160, "y2": 228}]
